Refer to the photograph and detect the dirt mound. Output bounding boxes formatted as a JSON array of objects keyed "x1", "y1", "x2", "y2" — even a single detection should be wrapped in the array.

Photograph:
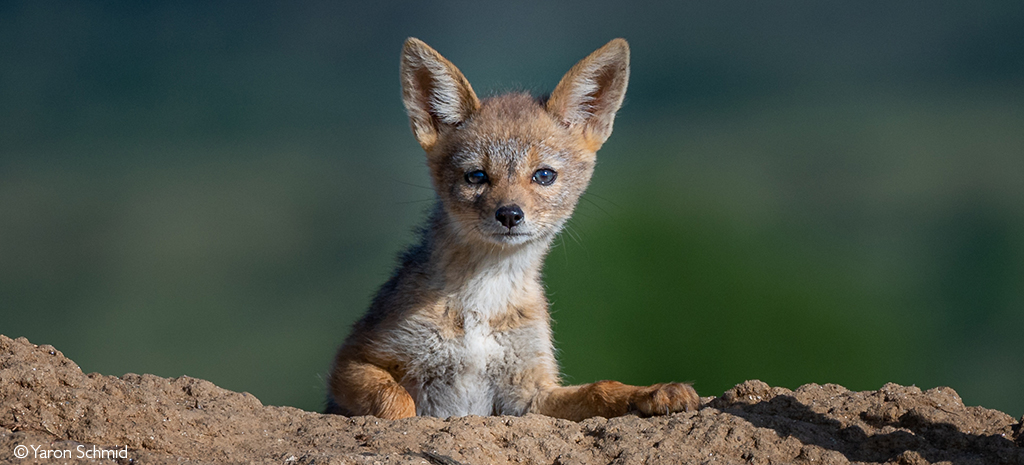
[{"x1": 1, "y1": 335, "x2": 1020, "y2": 464}]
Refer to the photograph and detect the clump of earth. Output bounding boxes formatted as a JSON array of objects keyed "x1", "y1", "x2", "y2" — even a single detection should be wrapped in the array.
[{"x1": 1, "y1": 335, "x2": 1021, "y2": 464}]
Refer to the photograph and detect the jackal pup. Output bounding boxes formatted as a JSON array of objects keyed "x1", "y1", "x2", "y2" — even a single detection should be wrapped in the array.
[{"x1": 327, "y1": 38, "x2": 699, "y2": 421}]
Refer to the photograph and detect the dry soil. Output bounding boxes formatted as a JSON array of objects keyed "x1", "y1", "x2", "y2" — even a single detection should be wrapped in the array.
[{"x1": 1, "y1": 335, "x2": 1021, "y2": 464}]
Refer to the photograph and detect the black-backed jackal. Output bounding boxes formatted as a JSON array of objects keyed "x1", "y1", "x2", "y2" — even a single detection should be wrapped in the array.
[{"x1": 327, "y1": 38, "x2": 699, "y2": 421}]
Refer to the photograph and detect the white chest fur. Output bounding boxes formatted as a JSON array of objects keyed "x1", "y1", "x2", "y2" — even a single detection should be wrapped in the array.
[
  {"x1": 384, "y1": 309, "x2": 540, "y2": 417},
  {"x1": 406, "y1": 310, "x2": 506, "y2": 417},
  {"x1": 372, "y1": 243, "x2": 557, "y2": 417},
  {"x1": 384, "y1": 246, "x2": 555, "y2": 418}
]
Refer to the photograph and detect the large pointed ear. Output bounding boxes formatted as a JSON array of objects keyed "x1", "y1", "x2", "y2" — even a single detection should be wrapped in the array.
[
  {"x1": 546, "y1": 39, "x2": 630, "y2": 151},
  {"x1": 400, "y1": 38, "x2": 480, "y2": 151}
]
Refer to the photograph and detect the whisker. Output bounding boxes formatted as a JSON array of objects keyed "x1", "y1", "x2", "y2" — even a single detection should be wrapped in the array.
[
  {"x1": 392, "y1": 180, "x2": 436, "y2": 191},
  {"x1": 559, "y1": 234, "x2": 569, "y2": 265},
  {"x1": 580, "y1": 194, "x2": 615, "y2": 219},
  {"x1": 563, "y1": 224, "x2": 584, "y2": 247},
  {"x1": 396, "y1": 198, "x2": 437, "y2": 205},
  {"x1": 583, "y1": 191, "x2": 623, "y2": 210}
]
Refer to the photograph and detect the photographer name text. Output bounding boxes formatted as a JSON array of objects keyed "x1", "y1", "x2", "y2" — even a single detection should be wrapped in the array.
[{"x1": 13, "y1": 444, "x2": 129, "y2": 460}]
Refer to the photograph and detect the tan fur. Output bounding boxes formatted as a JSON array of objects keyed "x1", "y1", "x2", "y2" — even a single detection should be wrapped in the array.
[{"x1": 326, "y1": 37, "x2": 699, "y2": 421}]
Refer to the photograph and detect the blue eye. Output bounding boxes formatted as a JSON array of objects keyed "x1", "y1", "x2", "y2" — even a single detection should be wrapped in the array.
[
  {"x1": 532, "y1": 169, "x2": 557, "y2": 186},
  {"x1": 465, "y1": 170, "x2": 489, "y2": 185}
]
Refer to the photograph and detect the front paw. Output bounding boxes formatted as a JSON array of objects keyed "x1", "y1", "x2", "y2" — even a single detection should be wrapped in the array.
[{"x1": 631, "y1": 382, "x2": 699, "y2": 415}]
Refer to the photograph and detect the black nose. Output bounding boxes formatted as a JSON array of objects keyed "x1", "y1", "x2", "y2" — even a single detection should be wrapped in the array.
[{"x1": 495, "y1": 205, "x2": 524, "y2": 229}]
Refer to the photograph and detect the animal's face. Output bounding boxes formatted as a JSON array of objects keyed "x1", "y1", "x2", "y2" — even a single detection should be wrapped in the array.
[
  {"x1": 399, "y1": 37, "x2": 629, "y2": 248},
  {"x1": 427, "y1": 95, "x2": 596, "y2": 246}
]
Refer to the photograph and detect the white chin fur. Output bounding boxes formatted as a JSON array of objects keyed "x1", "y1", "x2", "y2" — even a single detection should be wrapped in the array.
[
  {"x1": 470, "y1": 222, "x2": 538, "y2": 245},
  {"x1": 486, "y1": 233, "x2": 533, "y2": 246}
]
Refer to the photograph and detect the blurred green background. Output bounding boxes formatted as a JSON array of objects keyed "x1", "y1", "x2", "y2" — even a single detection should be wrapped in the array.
[{"x1": 2, "y1": 1, "x2": 1022, "y2": 417}]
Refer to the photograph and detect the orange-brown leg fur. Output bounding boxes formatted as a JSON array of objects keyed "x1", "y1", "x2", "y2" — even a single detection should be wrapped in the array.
[
  {"x1": 535, "y1": 381, "x2": 699, "y2": 422},
  {"x1": 329, "y1": 351, "x2": 415, "y2": 420}
]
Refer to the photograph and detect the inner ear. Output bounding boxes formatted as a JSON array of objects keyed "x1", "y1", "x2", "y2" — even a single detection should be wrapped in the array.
[
  {"x1": 560, "y1": 64, "x2": 621, "y2": 129},
  {"x1": 585, "y1": 66, "x2": 619, "y2": 122},
  {"x1": 411, "y1": 66, "x2": 440, "y2": 128}
]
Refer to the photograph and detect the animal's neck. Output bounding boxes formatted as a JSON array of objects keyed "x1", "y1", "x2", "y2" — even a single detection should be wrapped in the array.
[{"x1": 429, "y1": 210, "x2": 552, "y2": 319}]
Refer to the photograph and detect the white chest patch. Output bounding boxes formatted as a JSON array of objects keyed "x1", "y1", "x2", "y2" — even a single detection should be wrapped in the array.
[
  {"x1": 390, "y1": 311, "x2": 524, "y2": 418},
  {"x1": 430, "y1": 311, "x2": 502, "y2": 416},
  {"x1": 380, "y1": 245, "x2": 554, "y2": 418}
]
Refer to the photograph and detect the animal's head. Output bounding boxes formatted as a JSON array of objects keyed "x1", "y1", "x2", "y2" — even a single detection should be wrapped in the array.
[{"x1": 400, "y1": 38, "x2": 629, "y2": 247}]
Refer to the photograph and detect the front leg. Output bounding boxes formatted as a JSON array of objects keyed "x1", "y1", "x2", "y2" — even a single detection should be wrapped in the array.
[
  {"x1": 328, "y1": 345, "x2": 416, "y2": 419},
  {"x1": 533, "y1": 380, "x2": 699, "y2": 421}
]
